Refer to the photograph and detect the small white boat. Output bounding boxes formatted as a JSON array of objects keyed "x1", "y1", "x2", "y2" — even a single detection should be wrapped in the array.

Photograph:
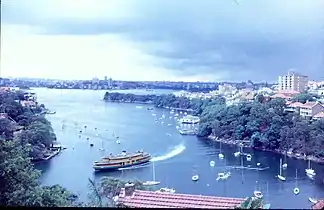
[
  {"x1": 180, "y1": 111, "x2": 183, "y2": 114},
  {"x1": 309, "y1": 197, "x2": 318, "y2": 204},
  {"x1": 254, "y1": 190, "x2": 263, "y2": 199},
  {"x1": 306, "y1": 160, "x2": 316, "y2": 177},
  {"x1": 135, "y1": 106, "x2": 143, "y2": 109},
  {"x1": 306, "y1": 169, "x2": 316, "y2": 176},
  {"x1": 277, "y1": 158, "x2": 286, "y2": 181},
  {"x1": 216, "y1": 172, "x2": 231, "y2": 181},
  {"x1": 219, "y1": 153, "x2": 225, "y2": 159},
  {"x1": 246, "y1": 154, "x2": 252, "y2": 161},
  {"x1": 277, "y1": 175, "x2": 286, "y2": 181},
  {"x1": 210, "y1": 161, "x2": 215, "y2": 167},
  {"x1": 99, "y1": 148, "x2": 105, "y2": 151},
  {"x1": 234, "y1": 151, "x2": 240, "y2": 157},
  {"x1": 143, "y1": 181, "x2": 161, "y2": 186},
  {"x1": 167, "y1": 124, "x2": 172, "y2": 126},
  {"x1": 282, "y1": 163, "x2": 288, "y2": 169},
  {"x1": 152, "y1": 113, "x2": 156, "y2": 116},
  {"x1": 192, "y1": 175, "x2": 199, "y2": 181},
  {"x1": 162, "y1": 114, "x2": 165, "y2": 118},
  {"x1": 169, "y1": 116, "x2": 172, "y2": 119},
  {"x1": 306, "y1": 173, "x2": 315, "y2": 180},
  {"x1": 157, "y1": 187, "x2": 176, "y2": 193},
  {"x1": 116, "y1": 140, "x2": 121, "y2": 144}
]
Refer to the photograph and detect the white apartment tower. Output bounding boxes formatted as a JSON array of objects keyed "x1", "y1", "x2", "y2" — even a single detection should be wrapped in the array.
[{"x1": 278, "y1": 70, "x2": 308, "y2": 92}]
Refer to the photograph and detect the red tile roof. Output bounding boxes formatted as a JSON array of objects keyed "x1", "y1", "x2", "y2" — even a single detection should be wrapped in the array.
[
  {"x1": 299, "y1": 102, "x2": 319, "y2": 109},
  {"x1": 117, "y1": 189, "x2": 245, "y2": 209},
  {"x1": 270, "y1": 93, "x2": 291, "y2": 99},
  {"x1": 288, "y1": 102, "x2": 304, "y2": 108},
  {"x1": 312, "y1": 200, "x2": 324, "y2": 209}
]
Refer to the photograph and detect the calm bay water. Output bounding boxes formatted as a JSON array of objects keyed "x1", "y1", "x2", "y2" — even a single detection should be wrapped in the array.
[{"x1": 32, "y1": 88, "x2": 324, "y2": 209}]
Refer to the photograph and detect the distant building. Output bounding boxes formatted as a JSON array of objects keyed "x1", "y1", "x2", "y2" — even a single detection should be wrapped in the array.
[
  {"x1": 278, "y1": 70, "x2": 308, "y2": 92},
  {"x1": 104, "y1": 76, "x2": 108, "y2": 81}
]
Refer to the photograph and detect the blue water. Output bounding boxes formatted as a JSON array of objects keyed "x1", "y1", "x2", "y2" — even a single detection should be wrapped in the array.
[{"x1": 32, "y1": 88, "x2": 324, "y2": 209}]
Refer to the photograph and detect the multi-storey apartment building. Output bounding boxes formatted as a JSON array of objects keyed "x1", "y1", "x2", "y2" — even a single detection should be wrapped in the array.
[{"x1": 278, "y1": 70, "x2": 308, "y2": 92}]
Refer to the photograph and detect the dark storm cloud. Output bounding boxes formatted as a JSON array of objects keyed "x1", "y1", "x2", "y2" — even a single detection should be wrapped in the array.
[{"x1": 3, "y1": 0, "x2": 324, "y2": 81}]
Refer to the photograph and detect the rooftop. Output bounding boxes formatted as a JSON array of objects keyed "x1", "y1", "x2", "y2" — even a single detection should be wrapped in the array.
[
  {"x1": 117, "y1": 188, "x2": 245, "y2": 209},
  {"x1": 299, "y1": 102, "x2": 319, "y2": 109}
]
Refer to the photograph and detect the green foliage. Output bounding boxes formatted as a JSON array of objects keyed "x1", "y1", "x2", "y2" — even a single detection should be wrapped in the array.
[
  {"x1": 198, "y1": 98, "x2": 324, "y2": 157},
  {"x1": 0, "y1": 90, "x2": 79, "y2": 207},
  {"x1": 87, "y1": 177, "x2": 153, "y2": 207},
  {"x1": 0, "y1": 90, "x2": 56, "y2": 159},
  {"x1": 0, "y1": 139, "x2": 78, "y2": 206},
  {"x1": 236, "y1": 197, "x2": 263, "y2": 209},
  {"x1": 291, "y1": 93, "x2": 317, "y2": 103},
  {"x1": 103, "y1": 92, "x2": 226, "y2": 114}
]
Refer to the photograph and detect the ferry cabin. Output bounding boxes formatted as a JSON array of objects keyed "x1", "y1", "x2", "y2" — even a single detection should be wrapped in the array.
[{"x1": 93, "y1": 151, "x2": 151, "y2": 171}]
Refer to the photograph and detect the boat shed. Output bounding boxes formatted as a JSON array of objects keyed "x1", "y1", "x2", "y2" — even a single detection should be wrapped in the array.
[{"x1": 115, "y1": 184, "x2": 245, "y2": 209}]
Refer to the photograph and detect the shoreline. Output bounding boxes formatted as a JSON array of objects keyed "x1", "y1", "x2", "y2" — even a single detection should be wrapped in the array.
[
  {"x1": 207, "y1": 135, "x2": 324, "y2": 164},
  {"x1": 103, "y1": 99, "x2": 194, "y2": 112}
]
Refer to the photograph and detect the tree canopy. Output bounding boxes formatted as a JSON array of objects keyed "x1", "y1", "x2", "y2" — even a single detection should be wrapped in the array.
[{"x1": 197, "y1": 98, "x2": 324, "y2": 157}]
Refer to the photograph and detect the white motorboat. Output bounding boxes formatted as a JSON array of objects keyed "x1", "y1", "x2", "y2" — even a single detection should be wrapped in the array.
[
  {"x1": 277, "y1": 158, "x2": 286, "y2": 181},
  {"x1": 254, "y1": 190, "x2": 263, "y2": 199},
  {"x1": 216, "y1": 172, "x2": 231, "y2": 181},
  {"x1": 167, "y1": 124, "x2": 172, "y2": 126},
  {"x1": 306, "y1": 160, "x2": 316, "y2": 177},
  {"x1": 192, "y1": 175, "x2": 199, "y2": 181},
  {"x1": 116, "y1": 140, "x2": 121, "y2": 144},
  {"x1": 277, "y1": 175, "x2": 286, "y2": 181},
  {"x1": 218, "y1": 153, "x2": 225, "y2": 159},
  {"x1": 234, "y1": 151, "x2": 240, "y2": 157},
  {"x1": 157, "y1": 187, "x2": 176, "y2": 193},
  {"x1": 309, "y1": 197, "x2": 318, "y2": 204},
  {"x1": 282, "y1": 163, "x2": 288, "y2": 169},
  {"x1": 209, "y1": 161, "x2": 215, "y2": 167},
  {"x1": 143, "y1": 181, "x2": 161, "y2": 186},
  {"x1": 246, "y1": 154, "x2": 252, "y2": 161}
]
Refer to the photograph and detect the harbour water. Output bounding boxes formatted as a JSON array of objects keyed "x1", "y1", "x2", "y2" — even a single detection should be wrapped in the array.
[{"x1": 33, "y1": 88, "x2": 324, "y2": 209}]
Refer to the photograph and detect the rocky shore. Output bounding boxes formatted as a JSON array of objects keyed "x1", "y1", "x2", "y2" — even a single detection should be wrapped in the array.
[{"x1": 207, "y1": 135, "x2": 324, "y2": 164}]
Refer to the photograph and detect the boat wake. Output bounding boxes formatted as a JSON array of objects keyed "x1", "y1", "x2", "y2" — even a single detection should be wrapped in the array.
[{"x1": 150, "y1": 144, "x2": 186, "y2": 162}]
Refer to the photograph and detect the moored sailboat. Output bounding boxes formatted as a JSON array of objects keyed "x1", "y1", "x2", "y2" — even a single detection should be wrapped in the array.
[
  {"x1": 277, "y1": 158, "x2": 286, "y2": 181},
  {"x1": 143, "y1": 161, "x2": 160, "y2": 186}
]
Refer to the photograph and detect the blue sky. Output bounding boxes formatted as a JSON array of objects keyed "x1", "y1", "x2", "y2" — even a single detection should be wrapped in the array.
[{"x1": 1, "y1": 0, "x2": 324, "y2": 82}]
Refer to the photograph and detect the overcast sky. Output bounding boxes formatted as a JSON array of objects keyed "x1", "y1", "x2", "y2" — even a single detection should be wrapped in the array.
[{"x1": 1, "y1": 0, "x2": 324, "y2": 82}]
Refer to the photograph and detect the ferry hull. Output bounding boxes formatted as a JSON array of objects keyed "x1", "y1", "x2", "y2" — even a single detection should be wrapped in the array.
[{"x1": 93, "y1": 157, "x2": 151, "y2": 171}]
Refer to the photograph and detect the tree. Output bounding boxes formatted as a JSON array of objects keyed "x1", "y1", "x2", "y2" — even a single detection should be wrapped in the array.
[
  {"x1": 291, "y1": 93, "x2": 316, "y2": 103},
  {"x1": 87, "y1": 177, "x2": 153, "y2": 207},
  {"x1": 0, "y1": 139, "x2": 78, "y2": 206}
]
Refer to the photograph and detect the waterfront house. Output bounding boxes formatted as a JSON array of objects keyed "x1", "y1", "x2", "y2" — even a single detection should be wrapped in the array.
[
  {"x1": 299, "y1": 101, "x2": 324, "y2": 118},
  {"x1": 115, "y1": 184, "x2": 245, "y2": 209}
]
